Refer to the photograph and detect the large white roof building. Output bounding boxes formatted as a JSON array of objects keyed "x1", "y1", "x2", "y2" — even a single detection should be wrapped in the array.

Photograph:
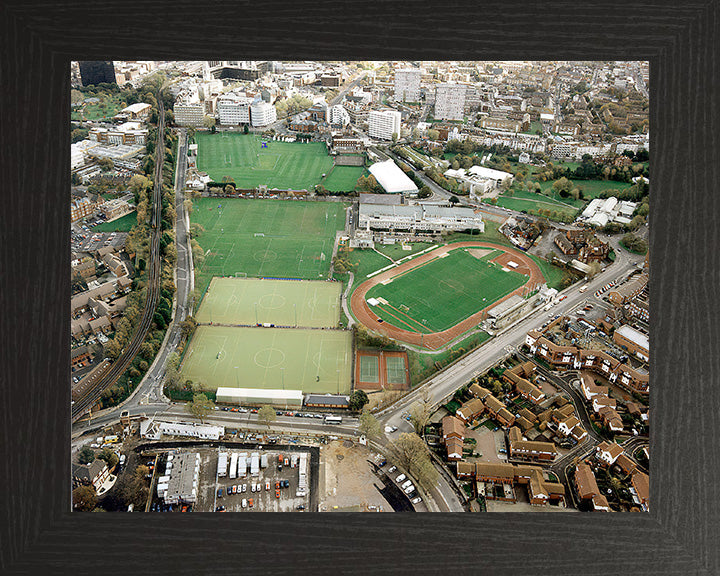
[
  {"x1": 368, "y1": 160, "x2": 418, "y2": 195},
  {"x1": 215, "y1": 387, "x2": 304, "y2": 407}
]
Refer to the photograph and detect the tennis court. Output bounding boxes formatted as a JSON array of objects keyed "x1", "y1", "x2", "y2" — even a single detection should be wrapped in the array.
[
  {"x1": 181, "y1": 326, "x2": 352, "y2": 394},
  {"x1": 385, "y1": 355, "x2": 407, "y2": 385},
  {"x1": 192, "y1": 198, "x2": 348, "y2": 293},
  {"x1": 195, "y1": 132, "x2": 334, "y2": 190},
  {"x1": 359, "y1": 355, "x2": 380, "y2": 383},
  {"x1": 365, "y1": 248, "x2": 528, "y2": 333},
  {"x1": 195, "y1": 277, "x2": 341, "y2": 328}
]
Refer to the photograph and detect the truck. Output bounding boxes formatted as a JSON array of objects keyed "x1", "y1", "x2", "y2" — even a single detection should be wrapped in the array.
[
  {"x1": 260, "y1": 454, "x2": 268, "y2": 468},
  {"x1": 250, "y1": 452, "x2": 260, "y2": 476},
  {"x1": 229, "y1": 452, "x2": 238, "y2": 479},
  {"x1": 217, "y1": 452, "x2": 228, "y2": 477},
  {"x1": 579, "y1": 285, "x2": 589, "y2": 293},
  {"x1": 238, "y1": 453, "x2": 247, "y2": 478}
]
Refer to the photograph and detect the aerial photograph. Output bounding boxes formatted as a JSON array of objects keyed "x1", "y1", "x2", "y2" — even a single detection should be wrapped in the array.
[{"x1": 70, "y1": 60, "x2": 649, "y2": 513}]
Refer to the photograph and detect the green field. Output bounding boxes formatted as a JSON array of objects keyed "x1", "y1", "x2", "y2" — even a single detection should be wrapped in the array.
[
  {"x1": 192, "y1": 198, "x2": 347, "y2": 294},
  {"x1": 365, "y1": 248, "x2": 528, "y2": 333},
  {"x1": 71, "y1": 92, "x2": 125, "y2": 122},
  {"x1": 536, "y1": 178, "x2": 633, "y2": 201},
  {"x1": 93, "y1": 212, "x2": 137, "y2": 232},
  {"x1": 196, "y1": 277, "x2": 340, "y2": 327},
  {"x1": 181, "y1": 326, "x2": 352, "y2": 394},
  {"x1": 322, "y1": 165, "x2": 367, "y2": 192},
  {"x1": 488, "y1": 189, "x2": 580, "y2": 218},
  {"x1": 195, "y1": 132, "x2": 334, "y2": 190}
]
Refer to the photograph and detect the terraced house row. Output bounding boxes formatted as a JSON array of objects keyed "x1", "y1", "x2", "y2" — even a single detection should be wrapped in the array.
[{"x1": 525, "y1": 329, "x2": 649, "y2": 394}]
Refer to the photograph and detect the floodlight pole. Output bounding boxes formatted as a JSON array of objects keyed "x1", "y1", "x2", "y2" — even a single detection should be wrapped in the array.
[
  {"x1": 294, "y1": 303, "x2": 297, "y2": 327},
  {"x1": 281, "y1": 368, "x2": 285, "y2": 390},
  {"x1": 255, "y1": 303, "x2": 258, "y2": 325}
]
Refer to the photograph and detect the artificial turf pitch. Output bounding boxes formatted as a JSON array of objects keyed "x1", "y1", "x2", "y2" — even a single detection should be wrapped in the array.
[
  {"x1": 195, "y1": 277, "x2": 341, "y2": 328},
  {"x1": 192, "y1": 198, "x2": 347, "y2": 293},
  {"x1": 181, "y1": 326, "x2": 353, "y2": 394},
  {"x1": 195, "y1": 132, "x2": 335, "y2": 190},
  {"x1": 365, "y1": 248, "x2": 528, "y2": 334}
]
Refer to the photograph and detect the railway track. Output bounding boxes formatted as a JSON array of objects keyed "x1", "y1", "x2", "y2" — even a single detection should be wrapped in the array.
[{"x1": 72, "y1": 100, "x2": 167, "y2": 422}]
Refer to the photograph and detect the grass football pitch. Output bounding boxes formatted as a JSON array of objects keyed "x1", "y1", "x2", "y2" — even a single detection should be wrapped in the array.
[
  {"x1": 321, "y1": 165, "x2": 367, "y2": 192},
  {"x1": 195, "y1": 277, "x2": 341, "y2": 328},
  {"x1": 181, "y1": 326, "x2": 352, "y2": 394},
  {"x1": 195, "y1": 132, "x2": 334, "y2": 190},
  {"x1": 192, "y1": 198, "x2": 348, "y2": 293},
  {"x1": 366, "y1": 248, "x2": 528, "y2": 333}
]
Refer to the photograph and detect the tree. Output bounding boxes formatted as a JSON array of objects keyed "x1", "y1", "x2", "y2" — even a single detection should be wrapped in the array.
[
  {"x1": 586, "y1": 261, "x2": 603, "y2": 279},
  {"x1": 120, "y1": 465, "x2": 150, "y2": 508},
  {"x1": 185, "y1": 393, "x2": 214, "y2": 424},
  {"x1": 98, "y1": 448, "x2": 119, "y2": 470},
  {"x1": 72, "y1": 485, "x2": 97, "y2": 512},
  {"x1": 418, "y1": 186, "x2": 432, "y2": 199},
  {"x1": 388, "y1": 433, "x2": 439, "y2": 490},
  {"x1": 408, "y1": 389, "x2": 434, "y2": 436},
  {"x1": 391, "y1": 132, "x2": 399, "y2": 143},
  {"x1": 427, "y1": 129, "x2": 440, "y2": 141},
  {"x1": 348, "y1": 390, "x2": 369, "y2": 411},
  {"x1": 78, "y1": 446, "x2": 95, "y2": 465},
  {"x1": 449, "y1": 195, "x2": 459, "y2": 205},
  {"x1": 203, "y1": 115, "x2": 216, "y2": 130},
  {"x1": 258, "y1": 405, "x2": 277, "y2": 429},
  {"x1": 358, "y1": 408, "x2": 382, "y2": 438},
  {"x1": 243, "y1": 124, "x2": 249, "y2": 134}
]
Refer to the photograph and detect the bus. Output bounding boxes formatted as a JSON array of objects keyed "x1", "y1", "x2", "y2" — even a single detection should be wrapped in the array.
[{"x1": 324, "y1": 416, "x2": 343, "y2": 425}]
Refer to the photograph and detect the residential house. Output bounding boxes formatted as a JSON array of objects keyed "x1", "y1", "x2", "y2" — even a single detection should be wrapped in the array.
[
  {"x1": 630, "y1": 470, "x2": 649, "y2": 511},
  {"x1": 72, "y1": 459, "x2": 111, "y2": 494},
  {"x1": 456, "y1": 398, "x2": 485, "y2": 423},
  {"x1": 483, "y1": 395, "x2": 516, "y2": 427},
  {"x1": 573, "y1": 462, "x2": 611, "y2": 511},
  {"x1": 595, "y1": 441, "x2": 624, "y2": 466},
  {"x1": 469, "y1": 383, "x2": 492, "y2": 400},
  {"x1": 508, "y1": 426, "x2": 557, "y2": 463}
]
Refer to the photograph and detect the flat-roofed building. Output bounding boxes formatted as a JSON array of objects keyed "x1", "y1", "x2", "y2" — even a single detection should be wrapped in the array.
[
  {"x1": 394, "y1": 68, "x2": 421, "y2": 102},
  {"x1": 368, "y1": 109, "x2": 402, "y2": 140},
  {"x1": 215, "y1": 387, "x2": 304, "y2": 408},
  {"x1": 435, "y1": 83, "x2": 466, "y2": 121},
  {"x1": 613, "y1": 324, "x2": 649, "y2": 362}
]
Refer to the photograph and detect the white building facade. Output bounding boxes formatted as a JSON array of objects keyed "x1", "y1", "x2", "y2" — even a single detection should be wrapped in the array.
[
  {"x1": 394, "y1": 68, "x2": 422, "y2": 102},
  {"x1": 435, "y1": 83, "x2": 466, "y2": 121},
  {"x1": 368, "y1": 110, "x2": 402, "y2": 141},
  {"x1": 250, "y1": 100, "x2": 277, "y2": 127},
  {"x1": 217, "y1": 95, "x2": 252, "y2": 125}
]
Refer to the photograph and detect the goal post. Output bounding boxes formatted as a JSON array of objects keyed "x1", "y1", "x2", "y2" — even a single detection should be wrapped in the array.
[{"x1": 235, "y1": 272, "x2": 247, "y2": 278}]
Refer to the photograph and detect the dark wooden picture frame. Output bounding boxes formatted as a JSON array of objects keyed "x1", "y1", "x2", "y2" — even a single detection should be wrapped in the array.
[{"x1": 1, "y1": 1, "x2": 718, "y2": 574}]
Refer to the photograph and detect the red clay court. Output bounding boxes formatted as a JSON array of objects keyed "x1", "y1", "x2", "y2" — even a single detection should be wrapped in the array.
[
  {"x1": 350, "y1": 242, "x2": 545, "y2": 350},
  {"x1": 355, "y1": 349, "x2": 410, "y2": 392}
]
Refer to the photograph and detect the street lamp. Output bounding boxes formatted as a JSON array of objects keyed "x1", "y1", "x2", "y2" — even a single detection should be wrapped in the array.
[{"x1": 281, "y1": 367, "x2": 285, "y2": 390}]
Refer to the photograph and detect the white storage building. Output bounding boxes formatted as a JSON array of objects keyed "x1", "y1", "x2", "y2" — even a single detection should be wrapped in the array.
[
  {"x1": 215, "y1": 387, "x2": 304, "y2": 408},
  {"x1": 368, "y1": 160, "x2": 418, "y2": 195}
]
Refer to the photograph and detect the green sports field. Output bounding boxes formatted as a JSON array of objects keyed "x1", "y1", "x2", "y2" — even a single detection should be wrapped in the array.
[
  {"x1": 93, "y1": 212, "x2": 137, "y2": 232},
  {"x1": 181, "y1": 326, "x2": 352, "y2": 394},
  {"x1": 195, "y1": 277, "x2": 341, "y2": 328},
  {"x1": 322, "y1": 165, "x2": 367, "y2": 192},
  {"x1": 195, "y1": 132, "x2": 335, "y2": 190},
  {"x1": 366, "y1": 248, "x2": 528, "y2": 333},
  {"x1": 192, "y1": 198, "x2": 348, "y2": 294}
]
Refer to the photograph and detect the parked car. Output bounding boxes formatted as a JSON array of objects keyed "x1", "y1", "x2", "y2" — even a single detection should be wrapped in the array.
[
  {"x1": 275, "y1": 489, "x2": 281, "y2": 499},
  {"x1": 217, "y1": 488, "x2": 224, "y2": 498},
  {"x1": 241, "y1": 499, "x2": 247, "y2": 508},
  {"x1": 283, "y1": 479, "x2": 290, "y2": 488},
  {"x1": 387, "y1": 466, "x2": 397, "y2": 474},
  {"x1": 403, "y1": 484, "x2": 416, "y2": 494},
  {"x1": 411, "y1": 497, "x2": 422, "y2": 504},
  {"x1": 248, "y1": 498, "x2": 254, "y2": 508},
  {"x1": 401, "y1": 480, "x2": 412, "y2": 490},
  {"x1": 242, "y1": 484, "x2": 247, "y2": 492},
  {"x1": 265, "y1": 481, "x2": 271, "y2": 491},
  {"x1": 396, "y1": 474, "x2": 407, "y2": 483}
]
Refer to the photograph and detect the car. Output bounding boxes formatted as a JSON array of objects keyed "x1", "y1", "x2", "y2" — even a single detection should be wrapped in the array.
[
  {"x1": 275, "y1": 481, "x2": 281, "y2": 489},
  {"x1": 387, "y1": 466, "x2": 397, "y2": 474},
  {"x1": 378, "y1": 459, "x2": 387, "y2": 467},
  {"x1": 401, "y1": 480, "x2": 412, "y2": 489},
  {"x1": 231, "y1": 408, "x2": 238, "y2": 412},
  {"x1": 396, "y1": 474, "x2": 407, "y2": 483},
  {"x1": 222, "y1": 407, "x2": 229, "y2": 411},
  {"x1": 265, "y1": 481, "x2": 271, "y2": 491},
  {"x1": 411, "y1": 497, "x2": 422, "y2": 504},
  {"x1": 241, "y1": 499, "x2": 247, "y2": 508},
  {"x1": 294, "y1": 413, "x2": 304, "y2": 418},
  {"x1": 275, "y1": 489, "x2": 281, "y2": 499},
  {"x1": 283, "y1": 479, "x2": 290, "y2": 488},
  {"x1": 296, "y1": 505, "x2": 305, "y2": 511},
  {"x1": 284, "y1": 458, "x2": 289, "y2": 466},
  {"x1": 215, "y1": 505, "x2": 226, "y2": 512},
  {"x1": 242, "y1": 484, "x2": 247, "y2": 493},
  {"x1": 217, "y1": 488, "x2": 224, "y2": 498},
  {"x1": 251, "y1": 409, "x2": 258, "y2": 413},
  {"x1": 403, "y1": 484, "x2": 416, "y2": 494},
  {"x1": 313, "y1": 414, "x2": 323, "y2": 419},
  {"x1": 275, "y1": 410, "x2": 283, "y2": 416},
  {"x1": 251, "y1": 483, "x2": 256, "y2": 493},
  {"x1": 248, "y1": 498, "x2": 254, "y2": 508}
]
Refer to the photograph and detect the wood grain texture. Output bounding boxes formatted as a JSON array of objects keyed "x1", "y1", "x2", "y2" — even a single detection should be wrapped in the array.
[{"x1": 1, "y1": 0, "x2": 718, "y2": 574}]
